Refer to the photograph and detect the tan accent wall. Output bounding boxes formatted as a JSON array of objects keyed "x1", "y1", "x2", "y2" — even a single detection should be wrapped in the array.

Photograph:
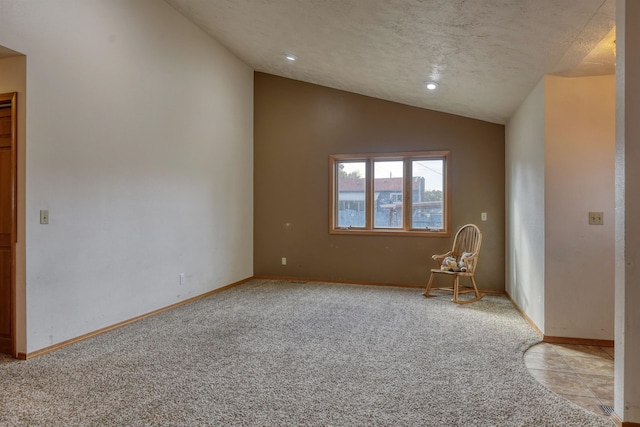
[{"x1": 254, "y1": 73, "x2": 505, "y2": 290}]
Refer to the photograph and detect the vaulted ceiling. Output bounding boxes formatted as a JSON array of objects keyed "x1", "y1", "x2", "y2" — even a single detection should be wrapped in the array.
[{"x1": 166, "y1": 0, "x2": 616, "y2": 124}]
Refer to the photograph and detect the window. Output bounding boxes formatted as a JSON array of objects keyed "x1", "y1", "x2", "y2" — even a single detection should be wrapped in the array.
[{"x1": 329, "y1": 151, "x2": 450, "y2": 236}]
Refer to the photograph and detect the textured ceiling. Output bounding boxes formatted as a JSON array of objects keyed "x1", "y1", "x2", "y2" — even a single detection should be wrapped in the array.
[{"x1": 166, "y1": 0, "x2": 615, "y2": 124}]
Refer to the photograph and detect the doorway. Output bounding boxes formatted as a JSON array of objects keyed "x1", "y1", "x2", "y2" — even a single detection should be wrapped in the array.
[{"x1": 0, "y1": 92, "x2": 16, "y2": 355}]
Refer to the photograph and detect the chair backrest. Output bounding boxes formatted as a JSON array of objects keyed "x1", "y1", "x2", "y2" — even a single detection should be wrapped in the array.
[{"x1": 451, "y1": 224, "x2": 482, "y2": 273}]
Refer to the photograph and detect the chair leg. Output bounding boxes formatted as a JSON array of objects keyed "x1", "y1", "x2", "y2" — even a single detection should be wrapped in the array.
[
  {"x1": 452, "y1": 276, "x2": 460, "y2": 303},
  {"x1": 454, "y1": 276, "x2": 486, "y2": 304},
  {"x1": 423, "y1": 272, "x2": 436, "y2": 297},
  {"x1": 470, "y1": 276, "x2": 483, "y2": 300}
]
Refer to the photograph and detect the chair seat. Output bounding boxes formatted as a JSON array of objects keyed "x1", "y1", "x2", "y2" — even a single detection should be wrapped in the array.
[{"x1": 430, "y1": 268, "x2": 473, "y2": 276}]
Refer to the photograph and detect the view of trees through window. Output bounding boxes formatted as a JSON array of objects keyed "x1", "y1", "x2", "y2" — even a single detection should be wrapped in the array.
[
  {"x1": 411, "y1": 159, "x2": 444, "y2": 229},
  {"x1": 337, "y1": 161, "x2": 366, "y2": 228}
]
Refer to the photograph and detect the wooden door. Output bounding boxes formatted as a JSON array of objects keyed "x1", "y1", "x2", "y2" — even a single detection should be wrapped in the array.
[{"x1": 0, "y1": 93, "x2": 16, "y2": 355}]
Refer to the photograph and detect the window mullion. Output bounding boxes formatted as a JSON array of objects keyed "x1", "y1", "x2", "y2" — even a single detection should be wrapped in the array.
[
  {"x1": 404, "y1": 159, "x2": 411, "y2": 230},
  {"x1": 366, "y1": 159, "x2": 373, "y2": 230}
]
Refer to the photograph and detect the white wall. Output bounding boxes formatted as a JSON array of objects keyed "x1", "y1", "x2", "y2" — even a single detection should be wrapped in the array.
[
  {"x1": 544, "y1": 75, "x2": 615, "y2": 340},
  {"x1": 0, "y1": 0, "x2": 254, "y2": 353},
  {"x1": 615, "y1": 0, "x2": 640, "y2": 421},
  {"x1": 506, "y1": 75, "x2": 616, "y2": 340},
  {"x1": 505, "y1": 78, "x2": 546, "y2": 331}
]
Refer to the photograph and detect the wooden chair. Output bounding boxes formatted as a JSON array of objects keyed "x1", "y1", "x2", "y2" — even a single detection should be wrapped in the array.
[{"x1": 423, "y1": 224, "x2": 485, "y2": 304}]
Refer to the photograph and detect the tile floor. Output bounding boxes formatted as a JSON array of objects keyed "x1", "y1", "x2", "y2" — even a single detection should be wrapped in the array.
[{"x1": 524, "y1": 342, "x2": 614, "y2": 421}]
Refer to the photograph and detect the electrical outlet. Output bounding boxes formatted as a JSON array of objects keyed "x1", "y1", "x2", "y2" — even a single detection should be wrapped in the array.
[
  {"x1": 282, "y1": 257, "x2": 287, "y2": 266},
  {"x1": 588, "y1": 212, "x2": 604, "y2": 225},
  {"x1": 40, "y1": 210, "x2": 49, "y2": 224},
  {"x1": 179, "y1": 273, "x2": 186, "y2": 285}
]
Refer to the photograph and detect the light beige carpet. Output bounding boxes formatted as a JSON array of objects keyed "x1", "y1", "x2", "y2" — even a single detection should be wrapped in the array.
[{"x1": 0, "y1": 279, "x2": 609, "y2": 426}]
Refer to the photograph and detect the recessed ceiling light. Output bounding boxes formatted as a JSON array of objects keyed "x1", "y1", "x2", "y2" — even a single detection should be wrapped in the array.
[
  {"x1": 425, "y1": 81, "x2": 438, "y2": 91},
  {"x1": 285, "y1": 53, "x2": 297, "y2": 62}
]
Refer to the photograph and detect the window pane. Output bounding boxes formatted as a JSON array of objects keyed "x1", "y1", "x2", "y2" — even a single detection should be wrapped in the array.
[
  {"x1": 336, "y1": 161, "x2": 366, "y2": 228},
  {"x1": 374, "y1": 160, "x2": 403, "y2": 228},
  {"x1": 411, "y1": 159, "x2": 444, "y2": 229}
]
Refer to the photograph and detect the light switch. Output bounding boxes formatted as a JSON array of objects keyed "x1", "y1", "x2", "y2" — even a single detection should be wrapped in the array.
[
  {"x1": 40, "y1": 210, "x2": 49, "y2": 224},
  {"x1": 481, "y1": 212, "x2": 487, "y2": 221}
]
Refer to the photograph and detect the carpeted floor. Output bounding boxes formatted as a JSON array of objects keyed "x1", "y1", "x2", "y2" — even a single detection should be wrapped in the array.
[{"x1": 0, "y1": 279, "x2": 610, "y2": 426}]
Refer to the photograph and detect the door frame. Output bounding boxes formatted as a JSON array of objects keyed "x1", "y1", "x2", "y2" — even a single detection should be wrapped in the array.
[{"x1": 0, "y1": 92, "x2": 17, "y2": 357}]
